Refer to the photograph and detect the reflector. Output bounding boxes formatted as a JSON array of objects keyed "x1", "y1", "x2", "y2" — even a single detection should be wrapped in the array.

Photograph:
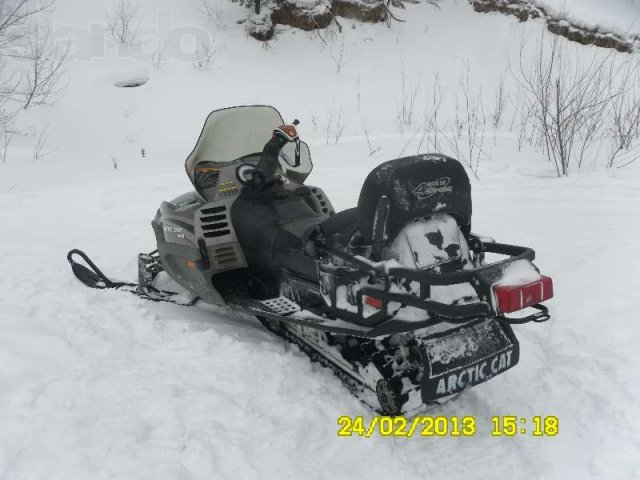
[
  {"x1": 493, "y1": 276, "x2": 554, "y2": 313},
  {"x1": 364, "y1": 295, "x2": 383, "y2": 309}
]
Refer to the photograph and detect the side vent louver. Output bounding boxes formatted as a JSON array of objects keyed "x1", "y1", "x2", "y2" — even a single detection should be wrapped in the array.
[
  {"x1": 198, "y1": 204, "x2": 245, "y2": 272},
  {"x1": 213, "y1": 245, "x2": 238, "y2": 266},
  {"x1": 200, "y1": 205, "x2": 231, "y2": 238}
]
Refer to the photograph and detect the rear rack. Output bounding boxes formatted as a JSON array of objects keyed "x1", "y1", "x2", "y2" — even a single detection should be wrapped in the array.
[{"x1": 316, "y1": 236, "x2": 549, "y2": 327}]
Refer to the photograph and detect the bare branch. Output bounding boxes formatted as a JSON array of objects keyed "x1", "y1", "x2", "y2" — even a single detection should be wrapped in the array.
[
  {"x1": 192, "y1": 37, "x2": 216, "y2": 70},
  {"x1": 356, "y1": 76, "x2": 380, "y2": 156},
  {"x1": 104, "y1": 0, "x2": 139, "y2": 46},
  {"x1": 32, "y1": 125, "x2": 56, "y2": 161},
  {"x1": 325, "y1": 103, "x2": 344, "y2": 145},
  {"x1": 0, "y1": 0, "x2": 53, "y2": 35},
  {"x1": 513, "y1": 31, "x2": 639, "y2": 175},
  {"x1": 20, "y1": 26, "x2": 68, "y2": 109},
  {"x1": 0, "y1": 128, "x2": 11, "y2": 163},
  {"x1": 396, "y1": 65, "x2": 421, "y2": 134}
]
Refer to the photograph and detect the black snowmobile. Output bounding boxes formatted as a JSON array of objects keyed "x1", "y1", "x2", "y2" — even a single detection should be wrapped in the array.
[{"x1": 68, "y1": 105, "x2": 554, "y2": 415}]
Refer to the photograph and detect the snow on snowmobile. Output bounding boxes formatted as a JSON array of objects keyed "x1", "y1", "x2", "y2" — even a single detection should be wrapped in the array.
[{"x1": 67, "y1": 105, "x2": 554, "y2": 415}]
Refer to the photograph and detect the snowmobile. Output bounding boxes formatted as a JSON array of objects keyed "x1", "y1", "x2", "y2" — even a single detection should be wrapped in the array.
[{"x1": 67, "y1": 105, "x2": 554, "y2": 415}]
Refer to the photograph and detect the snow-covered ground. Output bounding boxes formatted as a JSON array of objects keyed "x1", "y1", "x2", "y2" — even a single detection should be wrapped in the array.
[
  {"x1": 1, "y1": 0, "x2": 640, "y2": 479},
  {"x1": 533, "y1": 0, "x2": 640, "y2": 37}
]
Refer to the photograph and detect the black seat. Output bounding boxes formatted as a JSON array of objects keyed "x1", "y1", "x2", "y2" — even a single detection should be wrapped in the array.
[
  {"x1": 314, "y1": 155, "x2": 472, "y2": 259},
  {"x1": 273, "y1": 209, "x2": 360, "y2": 282},
  {"x1": 274, "y1": 251, "x2": 318, "y2": 282},
  {"x1": 320, "y1": 208, "x2": 358, "y2": 239},
  {"x1": 317, "y1": 207, "x2": 373, "y2": 257}
]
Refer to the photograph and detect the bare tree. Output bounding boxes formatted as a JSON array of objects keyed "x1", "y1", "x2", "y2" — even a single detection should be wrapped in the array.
[
  {"x1": 1, "y1": 0, "x2": 56, "y2": 129},
  {"x1": 197, "y1": 0, "x2": 218, "y2": 21},
  {"x1": 491, "y1": 71, "x2": 508, "y2": 131},
  {"x1": 416, "y1": 72, "x2": 444, "y2": 153},
  {"x1": 356, "y1": 77, "x2": 380, "y2": 156},
  {"x1": 606, "y1": 62, "x2": 640, "y2": 168},
  {"x1": 314, "y1": 24, "x2": 350, "y2": 74},
  {"x1": 0, "y1": 1, "x2": 68, "y2": 165},
  {"x1": 515, "y1": 33, "x2": 623, "y2": 176},
  {"x1": 0, "y1": 88, "x2": 15, "y2": 128},
  {"x1": 151, "y1": 41, "x2": 167, "y2": 68},
  {"x1": 0, "y1": 0, "x2": 53, "y2": 48},
  {"x1": 330, "y1": 36, "x2": 347, "y2": 74},
  {"x1": 506, "y1": 86, "x2": 537, "y2": 152},
  {"x1": 0, "y1": 127, "x2": 11, "y2": 163},
  {"x1": 192, "y1": 38, "x2": 216, "y2": 70},
  {"x1": 32, "y1": 125, "x2": 55, "y2": 161},
  {"x1": 396, "y1": 66, "x2": 421, "y2": 134},
  {"x1": 438, "y1": 64, "x2": 488, "y2": 178},
  {"x1": 20, "y1": 27, "x2": 68, "y2": 109},
  {"x1": 325, "y1": 103, "x2": 344, "y2": 145},
  {"x1": 197, "y1": 0, "x2": 227, "y2": 29},
  {"x1": 105, "y1": 0, "x2": 139, "y2": 45}
]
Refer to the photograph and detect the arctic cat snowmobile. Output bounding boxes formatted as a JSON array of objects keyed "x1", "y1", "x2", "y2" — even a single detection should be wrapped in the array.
[{"x1": 68, "y1": 105, "x2": 554, "y2": 415}]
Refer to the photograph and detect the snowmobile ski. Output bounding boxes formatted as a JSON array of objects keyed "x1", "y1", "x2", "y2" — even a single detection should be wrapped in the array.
[{"x1": 67, "y1": 249, "x2": 197, "y2": 307}]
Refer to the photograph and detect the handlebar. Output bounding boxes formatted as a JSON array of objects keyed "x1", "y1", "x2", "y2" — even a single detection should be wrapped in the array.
[{"x1": 250, "y1": 121, "x2": 301, "y2": 190}]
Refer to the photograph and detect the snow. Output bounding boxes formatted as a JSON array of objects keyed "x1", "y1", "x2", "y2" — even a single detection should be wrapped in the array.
[
  {"x1": 288, "y1": 0, "x2": 329, "y2": 10},
  {"x1": 424, "y1": 322, "x2": 483, "y2": 365},
  {"x1": 532, "y1": 0, "x2": 640, "y2": 37},
  {"x1": 110, "y1": 64, "x2": 151, "y2": 88},
  {"x1": 383, "y1": 214, "x2": 471, "y2": 271},
  {"x1": 1, "y1": 0, "x2": 640, "y2": 479},
  {"x1": 497, "y1": 258, "x2": 541, "y2": 285}
]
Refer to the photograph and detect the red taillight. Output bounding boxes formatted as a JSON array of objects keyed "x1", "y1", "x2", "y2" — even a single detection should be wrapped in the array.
[
  {"x1": 493, "y1": 276, "x2": 554, "y2": 313},
  {"x1": 364, "y1": 295, "x2": 383, "y2": 309}
]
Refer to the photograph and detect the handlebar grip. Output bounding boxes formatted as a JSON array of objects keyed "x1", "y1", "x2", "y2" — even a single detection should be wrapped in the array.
[{"x1": 274, "y1": 124, "x2": 298, "y2": 142}]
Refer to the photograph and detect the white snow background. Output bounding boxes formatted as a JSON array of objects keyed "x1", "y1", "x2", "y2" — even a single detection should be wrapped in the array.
[{"x1": 1, "y1": 0, "x2": 640, "y2": 479}]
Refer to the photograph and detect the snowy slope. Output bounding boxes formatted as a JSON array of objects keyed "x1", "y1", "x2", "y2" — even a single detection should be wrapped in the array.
[
  {"x1": 533, "y1": 0, "x2": 640, "y2": 36},
  {"x1": 2, "y1": 0, "x2": 640, "y2": 479}
]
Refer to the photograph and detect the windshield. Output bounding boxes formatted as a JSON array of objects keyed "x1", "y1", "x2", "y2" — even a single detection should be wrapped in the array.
[{"x1": 185, "y1": 105, "x2": 313, "y2": 185}]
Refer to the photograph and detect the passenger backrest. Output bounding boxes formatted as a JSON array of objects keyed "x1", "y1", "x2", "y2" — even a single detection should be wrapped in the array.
[{"x1": 357, "y1": 154, "x2": 472, "y2": 244}]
